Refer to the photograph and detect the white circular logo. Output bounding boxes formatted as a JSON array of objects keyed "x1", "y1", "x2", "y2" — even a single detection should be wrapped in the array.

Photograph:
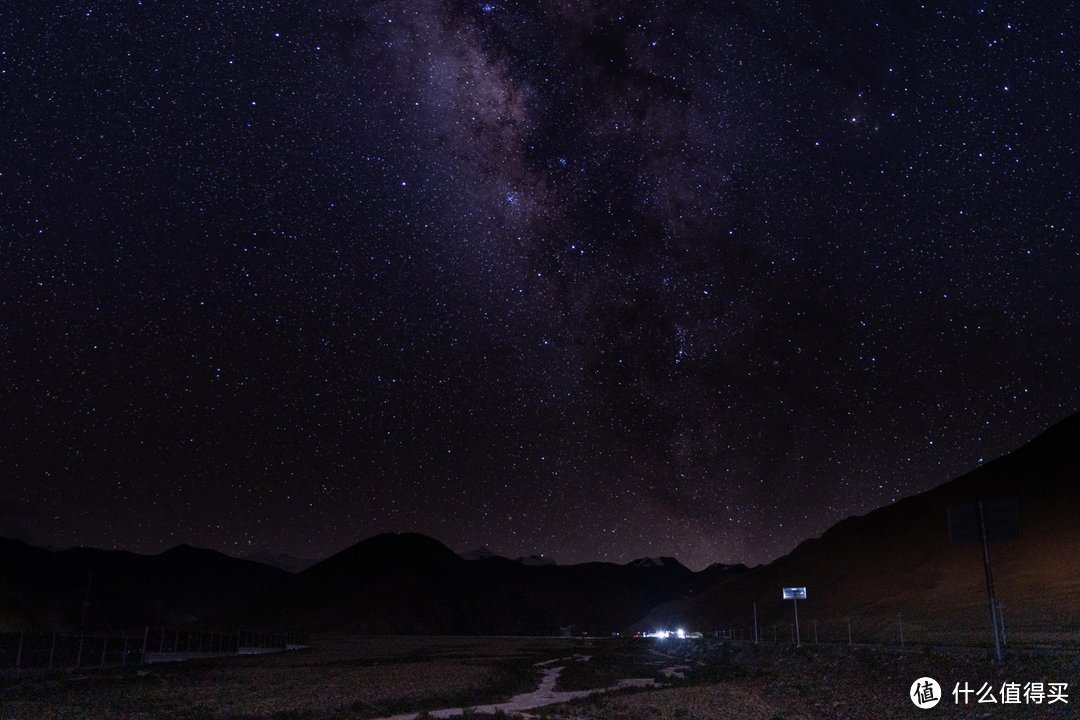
[{"x1": 910, "y1": 677, "x2": 941, "y2": 709}]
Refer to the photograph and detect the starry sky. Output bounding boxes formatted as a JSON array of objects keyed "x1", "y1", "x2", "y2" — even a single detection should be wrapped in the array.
[{"x1": 1, "y1": 1, "x2": 1078, "y2": 569}]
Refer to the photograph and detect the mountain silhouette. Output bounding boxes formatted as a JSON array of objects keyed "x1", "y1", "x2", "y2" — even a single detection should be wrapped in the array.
[
  {"x1": 7, "y1": 411, "x2": 1078, "y2": 638},
  {"x1": 217, "y1": 532, "x2": 738, "y2": 634},
  {"x1": 0, "y1": 541, "x2": 288, "y2": 631},
  {"x1": 636, "y1": 411, "x2": 1080, "y2": 637}
]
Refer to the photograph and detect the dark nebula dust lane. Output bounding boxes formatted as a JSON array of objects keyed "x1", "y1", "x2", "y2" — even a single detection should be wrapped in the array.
[{"x1": 1, "y1": 1, "x2": 1078, "y2": 568}]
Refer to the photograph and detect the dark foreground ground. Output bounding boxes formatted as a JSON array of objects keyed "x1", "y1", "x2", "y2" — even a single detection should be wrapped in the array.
[{"x1": 1, "y1": 635, "x2": 1076, "y2": 719}]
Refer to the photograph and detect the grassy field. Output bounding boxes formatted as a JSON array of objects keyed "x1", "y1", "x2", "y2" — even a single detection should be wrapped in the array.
[
  {"x1": 1, "y1": 635, "x2": 1077, "y2": 719},
  {"x1": 0, "y1": 636, "x2": 568, "y2": 720}
]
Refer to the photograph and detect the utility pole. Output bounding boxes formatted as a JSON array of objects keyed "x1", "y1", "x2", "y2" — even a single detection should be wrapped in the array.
[
  {"x1": 947, "y1": 498, "x2": 1016, "y2": 664},
  {"x1": 979, "y1": 501, "x2": 1003, "y2": 662}
]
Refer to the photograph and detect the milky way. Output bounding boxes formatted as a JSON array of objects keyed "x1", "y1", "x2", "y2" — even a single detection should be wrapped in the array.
[{"x1": 2, "y1": 1, "x2": 1078, "y2": 568}]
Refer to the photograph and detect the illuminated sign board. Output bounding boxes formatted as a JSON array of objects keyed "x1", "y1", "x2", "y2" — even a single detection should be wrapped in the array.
[{"x1": 782, "y1": 587, "x2": 807, "y2": 600}]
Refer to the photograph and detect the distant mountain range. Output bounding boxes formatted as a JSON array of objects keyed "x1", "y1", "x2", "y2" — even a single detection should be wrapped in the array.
[
  {"x1": 460, "y1": 546, "x2": 557, "y2": 566},
  {"x1": 4, "y1": 411, "x2": 1078, "y2": 636},
  {"x1": 242, "y1": 551, "x2": 319, "y2": 573},
  {"x1": 0, "y1": 542, "x2": 288, "y2": 631},
  {"x1": 214, "y1": 533, "x2": 743, "y2": 634}
]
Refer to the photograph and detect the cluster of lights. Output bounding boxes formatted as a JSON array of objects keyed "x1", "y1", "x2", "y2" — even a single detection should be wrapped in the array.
[{"x1": 643, "y1": 628, "x2": 687, "y2": 639}]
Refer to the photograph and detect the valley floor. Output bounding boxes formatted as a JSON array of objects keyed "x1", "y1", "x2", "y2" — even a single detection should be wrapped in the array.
[{"x1": 1, "y1": 634, "x2": 1077, "y2": 719}]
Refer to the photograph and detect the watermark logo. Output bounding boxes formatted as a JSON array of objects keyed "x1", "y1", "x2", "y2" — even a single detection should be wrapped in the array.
[
  {"x1": 952, "y1": 681, "x2": 1069, "y2": 705},
  {"x1": 911, "y1": 678, "x2": 1069, "y2": 707},
  {"x1": 911, "y1": 677, "x2": 942, "y2": 709}
]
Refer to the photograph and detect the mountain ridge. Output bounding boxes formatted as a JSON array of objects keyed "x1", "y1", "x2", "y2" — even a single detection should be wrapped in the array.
[
  {"x1": 5, "y1": 411, "x2": 1078, "y2": 636},
  {"x1": 0, "y1": 540, "x2": 290, "y2": 632}
]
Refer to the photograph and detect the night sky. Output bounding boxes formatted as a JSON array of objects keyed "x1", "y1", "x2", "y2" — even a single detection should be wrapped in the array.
[{"x1": 2, "y1": 1, "x2": 1078, "y2": 569}]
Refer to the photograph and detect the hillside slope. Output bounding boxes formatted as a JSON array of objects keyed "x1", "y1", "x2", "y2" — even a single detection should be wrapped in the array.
[{"x1": 636, "y1": 412, "x2": 1080, "y2": 639}]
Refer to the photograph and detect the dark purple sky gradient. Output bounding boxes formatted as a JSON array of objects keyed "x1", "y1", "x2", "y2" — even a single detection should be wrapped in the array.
[{"x1": 1, "y1": 1, "x2": 1078, "y2": 568}]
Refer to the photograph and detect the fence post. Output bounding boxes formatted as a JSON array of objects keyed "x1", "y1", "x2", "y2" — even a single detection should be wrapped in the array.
[
  {"x1": 101, "y1": 635, "x2": 108, "y2": 666},
  {"x1": 814, "y1": 620, "x2": 818, "y2": 644},
  {"x1": 16, "y1": 631, "x2": 23, "y2": 671},
  {"x1": 899, "y1": 613, "x2": 905, "y2": 647},
  {"x1": 48, "y1": 633, "x2": 57, "y2": 670},
  {"x1": 847, "y1": 618, "x2": 852, "y2": 646},
  {"x1": 141, "y1": 626, "x2": 149, "y2": 665}
]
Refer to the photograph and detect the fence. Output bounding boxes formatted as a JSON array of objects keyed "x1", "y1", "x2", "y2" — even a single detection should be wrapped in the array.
[
  {"x1": 703, "y1": 610, "x2": 1080, "y2": 651},
  {"x1": 0, "y1": 629, "x2": 308, "y2": 671}
]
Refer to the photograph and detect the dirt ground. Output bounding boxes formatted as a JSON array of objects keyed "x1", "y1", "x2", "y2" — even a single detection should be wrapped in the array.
[
  {"x1": 0, "y1": 635, "x2": 1076, "y2": 720},
  {"x1": 543, "y1": 641, "x2": 1079, "y2": 719}
]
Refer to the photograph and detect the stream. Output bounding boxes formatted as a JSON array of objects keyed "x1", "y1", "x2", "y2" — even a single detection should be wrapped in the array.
[{"x1": 373, "y1": 660, "x2": 659, "y2": 719}]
